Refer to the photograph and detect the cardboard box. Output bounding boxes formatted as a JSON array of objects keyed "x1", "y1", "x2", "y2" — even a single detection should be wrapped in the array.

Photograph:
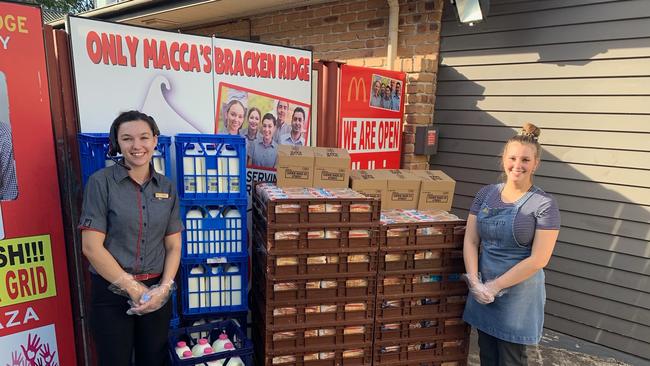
[
  {"x1": 275, "y1": 145, "x2": 314, "y2": 187},
  {"x1": 383, "y1": 170, "x2": 421, "y2": 210},
  {"x1": 410, "y1": 170, "x2": 456, "y2": 211},
  {"x1": 349, "y1": 169, "x2": 387, "y2": 203},
  {"x1": 313, "y1": 147, "x2": 351, "y2": 188}
]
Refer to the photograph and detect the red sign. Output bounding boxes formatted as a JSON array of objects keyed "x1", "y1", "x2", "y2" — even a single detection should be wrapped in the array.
[
  {"x1": 338, "y1": 65, "x2": 405, "y2": 169},
  {"x1": 427, "y1": 130, "x2": 437, "y2": 146},
  {"x1": 0, "y1": 2, "x2": 76, "y2": 365}
]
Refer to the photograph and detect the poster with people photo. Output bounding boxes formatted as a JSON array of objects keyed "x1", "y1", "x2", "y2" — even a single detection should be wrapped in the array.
[
  {"x1": 1, "y1": 3, "x2": 76, "y2": 364},
  {"x1": 215, "y1": 83, "x2": 311, "y2": 169},
  {"x1": 369, "y1": 74, "x2": 402, "y2": 112}
]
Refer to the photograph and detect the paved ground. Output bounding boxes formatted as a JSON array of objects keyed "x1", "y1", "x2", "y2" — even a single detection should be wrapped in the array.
[{"x1": 467, "y1": 329, "x2": 640, "y2": 366}]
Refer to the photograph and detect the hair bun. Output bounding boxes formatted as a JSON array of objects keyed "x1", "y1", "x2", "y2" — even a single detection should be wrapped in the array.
[{"x1": 520, "y1": 122, "x2": 541, "y2": 139}]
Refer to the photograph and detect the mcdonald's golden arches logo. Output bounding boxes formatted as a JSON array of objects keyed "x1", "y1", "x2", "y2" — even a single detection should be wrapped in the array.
[{"x1": 347, "y1": 76, "x2": 367, "y2": 102}]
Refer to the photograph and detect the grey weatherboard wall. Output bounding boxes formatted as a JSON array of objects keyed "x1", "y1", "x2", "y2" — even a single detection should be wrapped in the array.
[{"x1": 432, "y1": 0, "x2": 650, "y2": 361}]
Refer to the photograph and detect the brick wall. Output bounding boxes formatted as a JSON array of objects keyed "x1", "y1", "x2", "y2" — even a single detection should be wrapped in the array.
[{"x1": 189, "y1": 0, "x2": 443, "y2": 170}]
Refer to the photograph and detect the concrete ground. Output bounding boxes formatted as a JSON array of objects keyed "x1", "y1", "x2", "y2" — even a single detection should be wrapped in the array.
[{"x1": 466, "y1": 329, "x2": 644, "y2": 366}]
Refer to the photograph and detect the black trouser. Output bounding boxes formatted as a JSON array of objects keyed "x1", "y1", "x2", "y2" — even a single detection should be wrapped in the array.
[
  {"x1": 90, "y1": 274, "x2": 171, "y2": 366},
  {"x1": 477, "y1": 330, "x2": 528, "y2": 366}
]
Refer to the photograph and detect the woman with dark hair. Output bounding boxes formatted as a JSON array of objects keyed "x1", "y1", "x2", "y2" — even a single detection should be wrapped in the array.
[
  {"x1": 462, "y1": 123, "x2": 560, "y2": 366},
  {"x1": 79, "y1": 110, "x2": 182, "y2": 366},
  {"x1": 241, "y1": 106, "x2": 262, "y2": 142},
  {"x1": 370, "y1": 80, "x2": 382, "y2": 107},
  {"x1": 222, "y1": 99, "x2": 246, "y2": 135}
]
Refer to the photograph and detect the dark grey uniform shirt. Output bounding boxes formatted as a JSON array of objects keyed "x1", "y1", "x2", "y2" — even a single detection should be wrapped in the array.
[{"x1": 78, "y1": 164, "x2": 183, "y2": 275}]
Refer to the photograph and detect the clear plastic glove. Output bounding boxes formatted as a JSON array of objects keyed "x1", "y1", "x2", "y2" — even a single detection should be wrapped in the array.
[
  {"x1": 127, "y1": 280, "x2": 175, "y2": 316},
  {"x1": 462, "y1": 273, "x2": 495, "y2": 305},
  {"x1": 483, "y1": 279, "x2": 505, "y2": 300},
  {"x1": 108, "y1": 274, "x2": 149, "y2": 303}
]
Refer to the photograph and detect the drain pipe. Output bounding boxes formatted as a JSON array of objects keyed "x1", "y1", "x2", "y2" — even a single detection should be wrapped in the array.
[{"x1": 387, "y1": 0, "x2": 399, "y2": 70}]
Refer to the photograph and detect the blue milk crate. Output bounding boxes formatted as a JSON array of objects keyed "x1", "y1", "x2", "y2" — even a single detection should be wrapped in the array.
[
  {"x1": 77, "y1": 133, "x2": 172, "y2": 186},
  {"x1": 168, "y1": 319, "x2": 253, "y2": 366},
  {"x1": 181, "y1": 200, "x2": 248, "y2": 261},
  {"x1": 180, "y1": 259, "x2": 248, "y2": 316},
  {"x1": 175, "y1": 134, "x2": 246, "y2": 200}
]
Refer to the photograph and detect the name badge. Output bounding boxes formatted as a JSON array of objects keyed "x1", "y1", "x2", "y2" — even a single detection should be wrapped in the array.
[{"x1": 155, "y1": 192, "x2": 169, "y2": 199}]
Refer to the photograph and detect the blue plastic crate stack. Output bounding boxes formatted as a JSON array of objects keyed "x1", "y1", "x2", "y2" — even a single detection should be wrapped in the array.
[{"x1": 172, "y1": 134, "x2": 250, "y2": 365}]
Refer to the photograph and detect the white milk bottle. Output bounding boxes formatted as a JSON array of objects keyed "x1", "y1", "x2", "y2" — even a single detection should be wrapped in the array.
[
  {"x1": 218, "y1": 145, "x2": 239, "y2": 194},
  {"x1": 203, "y1": 347, "x2": 223, "y2": 366},
  {"x1": 180, "y1": 350, "x2": 193, "y2": 360},
  {"x1": 216, "y1": 342, "x2": 235, "y2": 354},
  {"x1": 220, "y1": 342, "x2": 244, "y2": 365},
  {"x1": 222, "y1": 265, "x2": 242, "y2": 306},
  {"x1": 190, "y1": 318, "x2": 208, "y2": 341},
  {"x1": 153, "y1": 154, "x2": 165, "y2": 175},
  {"x1": 211, "y1": 332, "x2": 232, "y2": 353},
  {"x1": 208, "y1": 207, "x2": 221, "y2": 255},
  {"x1": 183, "y1": 143, "x2": 202, "y2": 194},
  {"x1": 188, "y1": 266, "x2": 207, "y2": 310},
  {"x1": 192, "y1": 338, "x2": 211, "y2": 357},
  {"x1": 175, "y1": 341, "x2": 191, "y2": 358},
  {"x1": 207, "y1": 169, "x2": 218, "y2": 194},
  {"x1": 195, "y1": 152, "x2": 206, "y2": 194},
  {"x1": 186, "y1": 208, "x2": 204, "y2": 255},
  {"x1": 223, "y1": 207, "x2": 242, "y2": 254},
  {"x1": 209, "y1": 265, "x2": 221, "y2": 308},
  {"x1": 227, "y1": 355, "x2": 244, "y2": 366}
]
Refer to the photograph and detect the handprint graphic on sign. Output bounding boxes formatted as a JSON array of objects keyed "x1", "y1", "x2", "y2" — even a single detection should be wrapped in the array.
[{"x1": 20, "y1": 334, "x2": 42, "y2": 366}]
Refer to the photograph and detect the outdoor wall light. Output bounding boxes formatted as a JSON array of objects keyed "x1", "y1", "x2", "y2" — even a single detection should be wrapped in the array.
[{"x1": 451, "y1": 0, "x2": 490, "y2": 26}]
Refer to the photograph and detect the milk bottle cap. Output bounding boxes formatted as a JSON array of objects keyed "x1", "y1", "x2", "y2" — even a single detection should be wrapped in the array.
[
  {"x1": 182, "y1": 350, "x2": 193, "y2": 358},
  {"x1": 203, "y1": 347, "x2": 214, "y2": 354},
  {"x1": 176, "y1": 341, "x2": 187, "y2": 348},
  {"x1": 224, "y1": 342, "x2": 234, "y2": 350},
  {"x1": 218, "y1": 333, "x2": 228, "y2": 340},
  {"x1": 198, "y1": 338, "x2": 209, "y2": 345}
]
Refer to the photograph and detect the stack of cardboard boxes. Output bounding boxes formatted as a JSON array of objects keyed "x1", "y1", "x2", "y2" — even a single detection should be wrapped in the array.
[
  {"x1": 275, "y1": 145, "x2": 457, "y2": 212},
  {"x1": 350, "y1": 169, "x2": 456, "y2": 211},
  {"x1": 276, "y1": 145, "x2": 351, "y2": 189}
]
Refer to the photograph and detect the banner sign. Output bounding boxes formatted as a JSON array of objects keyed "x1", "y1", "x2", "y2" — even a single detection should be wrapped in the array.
[
  {"x1": 68, "y1": 16, "x2": 312, "y2": 194},
  {"x1": 69, "y1": 16, "x2": 215, "y2": 134},
  {"x1": 0, "y1": 235, "x2": 56, "y2": 307},
  {"x1": 338, "y1": 65, "x2": 405, "y2": 169},
  {"x1": 0, "y1": 2, "x2": 76, "y2": 365}
]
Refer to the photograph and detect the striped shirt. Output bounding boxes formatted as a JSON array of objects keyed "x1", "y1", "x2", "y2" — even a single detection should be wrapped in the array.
[
  {"x1": 0, "y1": 122, "x2": 18, "y2": 201},
  {"x1": 470, "y1": 184, "x2": 560, "y2": 246}
]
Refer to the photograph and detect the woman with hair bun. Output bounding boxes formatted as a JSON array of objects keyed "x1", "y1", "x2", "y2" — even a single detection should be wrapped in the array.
[{"x1": 462, "y1": 123, "x2": 561, "y2": 365}]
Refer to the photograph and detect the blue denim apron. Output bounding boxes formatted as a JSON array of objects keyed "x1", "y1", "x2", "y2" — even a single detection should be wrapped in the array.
[{"x1": 463, "y1": 184, "x2": 545, "y2": 345}]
